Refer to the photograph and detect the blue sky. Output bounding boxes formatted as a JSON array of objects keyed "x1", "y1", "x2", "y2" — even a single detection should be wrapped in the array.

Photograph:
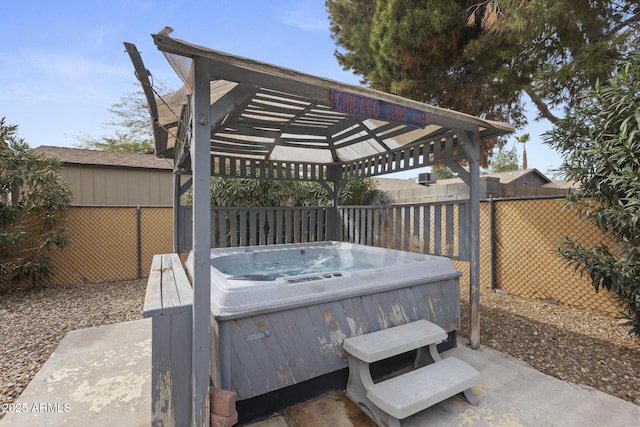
[{"x1": 1, "y1": 0, "x2": 562, "y2": 178}]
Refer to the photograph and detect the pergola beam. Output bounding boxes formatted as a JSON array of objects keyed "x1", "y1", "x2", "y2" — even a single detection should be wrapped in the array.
[
  {"x1": 209, "y1": 83, "x2": 257, "y2": 131},
  {"x1": 455, "y1": 128, "x2": 481, "y2": 350},
  {"x1": 124, "y1": 42, "x2": 168, "y2": 155}
]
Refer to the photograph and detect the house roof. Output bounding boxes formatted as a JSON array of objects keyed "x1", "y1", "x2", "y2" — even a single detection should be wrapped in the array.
[
  {"x1": 34, "y1": 146, "x2": 174, "y2": 171},
  {"x1": 542, "y1": 180, "x2": 579, "y2": 189},
  {"x1": 375, "y1": 168, "x2": 553, "y2": 191},
  {"x1": 433, "y1": 168, "x2": 552, "y2": 186},
  {"x1": 485, "y1": 169, "x2": 552, "y2": 184}
]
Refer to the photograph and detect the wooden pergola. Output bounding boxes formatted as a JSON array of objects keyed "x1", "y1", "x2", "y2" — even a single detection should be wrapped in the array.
[{"x1": 126, "y1": 31, "x2": 513, "y2": 426}]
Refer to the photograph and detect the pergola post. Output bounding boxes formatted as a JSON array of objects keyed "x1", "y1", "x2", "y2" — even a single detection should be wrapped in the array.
[
  {"x1": 173, "y1": 169, "x2": 180, "y2": 253},
  {"x1": 191, "y1": 56, "x2": 212, "y2": 427},
  {"x1": 325, "y1": 164, "x2": 342, "y2": 241},
  {"x1": 456, "y1": 129, "x2": 481, "y2": 350}
]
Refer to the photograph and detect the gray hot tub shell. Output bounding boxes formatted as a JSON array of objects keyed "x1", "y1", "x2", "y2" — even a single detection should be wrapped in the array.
[{"x1": 186, "y1": 241, "x2": 462, "y2": 400}]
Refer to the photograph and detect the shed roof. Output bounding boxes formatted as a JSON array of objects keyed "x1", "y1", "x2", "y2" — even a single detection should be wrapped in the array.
[
  {"x1": 34, "y1": 146, "x2": 173, "y2": 170},
  {"x1": 137, "y1": 32, "x2": 513, "y2": 173}
]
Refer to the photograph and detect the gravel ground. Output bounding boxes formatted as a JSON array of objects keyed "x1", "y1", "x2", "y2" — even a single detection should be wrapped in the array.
[
  {"x1": 1, "y1": 279, "x2": 639, "y2": 421},
  {"x1": 460, "y1": 287, "x2": 640, "y2": 406}
]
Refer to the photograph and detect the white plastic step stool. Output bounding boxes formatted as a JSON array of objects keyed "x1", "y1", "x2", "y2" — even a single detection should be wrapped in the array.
[{"x1": 343, "y1": 320, "x2": 480, "y2": 427}]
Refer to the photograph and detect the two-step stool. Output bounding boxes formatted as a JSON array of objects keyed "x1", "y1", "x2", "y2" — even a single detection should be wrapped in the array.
[{"x1": 343, "y1": 320, "x2": 480, "y2": 427}]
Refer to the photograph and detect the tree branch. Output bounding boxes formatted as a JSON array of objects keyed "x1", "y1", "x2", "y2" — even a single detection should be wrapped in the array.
[{"x1": 524, "y1": 86, "x2": 562, "y2": 124}]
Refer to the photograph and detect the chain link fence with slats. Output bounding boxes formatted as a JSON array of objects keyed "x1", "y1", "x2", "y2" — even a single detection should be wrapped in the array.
[
  {"x1": 478, "y1": 197, "x2": 619, "y2": 313},
  {"x1": 42, "y1": 200, "x2": 619, "y2": 314},
  {"x1": 45, "y1": 206, "x2": 173, "y2": 285}
]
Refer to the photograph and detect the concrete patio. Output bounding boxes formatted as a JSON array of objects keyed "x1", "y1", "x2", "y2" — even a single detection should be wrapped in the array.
[{"x1": 1, "y1": 319, "x2": 638, "y2": 427}]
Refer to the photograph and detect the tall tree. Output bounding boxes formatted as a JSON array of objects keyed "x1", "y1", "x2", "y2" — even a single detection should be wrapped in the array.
[
  {"x1": 490, "y1": 143, "x2": 520, "y2": 172},
  {"x1": 544, "y1": 52, "x2": 640, "y2": 337},
  {"x1": 326, "y1": 0, "x2": 639, "y2": 131},
  {"x1": 76, "y1": 82, "x2": 169, "y2": 154},
  {"x1": 432, "y1": 166, "x2": 456, "y2": 180},
  {"x1": 469, "y1": 0, "x2": 639, "y2": 123},
  {"x1": 515, "y1": 133, "x2": 530, "y2": 169}
]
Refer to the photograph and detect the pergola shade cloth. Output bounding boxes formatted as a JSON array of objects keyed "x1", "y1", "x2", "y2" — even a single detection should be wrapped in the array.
[{"x1": 130, "y1": 33, "x2": 513, "y2": 181}]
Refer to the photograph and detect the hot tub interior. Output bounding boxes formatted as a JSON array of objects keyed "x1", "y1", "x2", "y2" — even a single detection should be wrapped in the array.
[{"x1": 212, "y1": 243, "x2": 420, "y2": 279}]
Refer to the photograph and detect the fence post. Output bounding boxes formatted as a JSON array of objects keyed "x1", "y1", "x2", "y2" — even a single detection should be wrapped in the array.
[
  {"x1": 489, "y1": 197, "x2": 495, "y2": 290},
  {"x1": 136, "y1": 205, "x2": 142, "y2": 280}
]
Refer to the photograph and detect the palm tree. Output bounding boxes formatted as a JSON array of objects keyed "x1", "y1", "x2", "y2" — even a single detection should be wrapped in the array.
[{"x1": 516, "y1": 133, "x2": 530, "y2": 169}]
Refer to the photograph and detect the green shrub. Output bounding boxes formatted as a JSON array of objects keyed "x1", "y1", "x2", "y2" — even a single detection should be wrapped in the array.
[
  {"x1": 0, "y1": 118, "x2": 73, "y2": 286},
  {"x1": 544, "y1": 54, "x2": 640, "y2": 337}
]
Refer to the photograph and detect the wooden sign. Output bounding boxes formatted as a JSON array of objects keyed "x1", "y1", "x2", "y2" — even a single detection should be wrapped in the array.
[{"x1": 330, "y1": 89, "x2": 426, "y2": 128}]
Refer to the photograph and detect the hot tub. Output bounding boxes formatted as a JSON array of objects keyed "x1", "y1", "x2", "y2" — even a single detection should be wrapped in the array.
[{"x1": 186, "y1": 241, "x2": 462, "y2": 405}]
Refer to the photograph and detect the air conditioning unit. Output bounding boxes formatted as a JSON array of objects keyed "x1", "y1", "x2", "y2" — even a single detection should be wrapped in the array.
[{"x1": 417, "y1": 172, "x2": 437, "y2": 185}]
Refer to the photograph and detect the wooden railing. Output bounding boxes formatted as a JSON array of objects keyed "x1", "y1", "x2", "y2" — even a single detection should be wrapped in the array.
[
  {"x1": 179, "y1": 206, "x2": 330, "y2": 250},
  {"x1": 178, "y1": 201, "x2": 469, "y2": 261},
  {"x1": 339, "y1": 201, "x2": 469, "y2": 260}
]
